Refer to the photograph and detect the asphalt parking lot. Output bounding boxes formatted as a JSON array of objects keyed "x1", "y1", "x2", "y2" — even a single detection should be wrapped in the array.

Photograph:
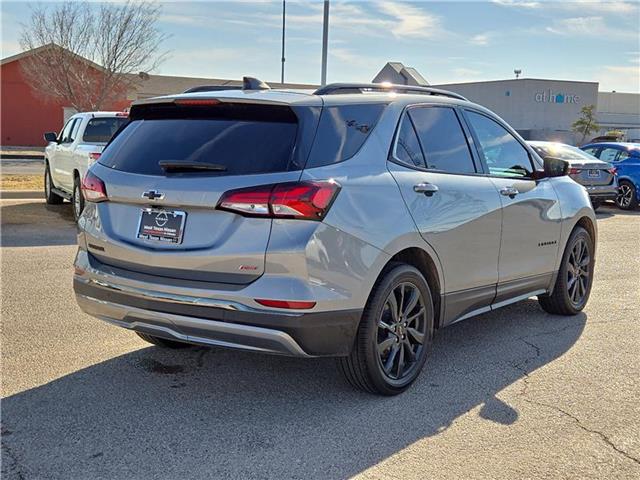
[{"x1": 1, "y1": 198, "x2": 639, "y2": 480}]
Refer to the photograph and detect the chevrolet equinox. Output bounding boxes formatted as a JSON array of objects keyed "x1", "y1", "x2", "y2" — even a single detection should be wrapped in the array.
[{"x1": 73, "y1": 80, "x2": 597, "y2": 395}]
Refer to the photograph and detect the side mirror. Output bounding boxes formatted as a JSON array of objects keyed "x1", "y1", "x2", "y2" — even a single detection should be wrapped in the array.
[
  {"x1": 44, "y1": 132, "x2": 58, "y2": 143},
  {"x1": 541, "y1": 156, "x2": 569, "y2": 178}
]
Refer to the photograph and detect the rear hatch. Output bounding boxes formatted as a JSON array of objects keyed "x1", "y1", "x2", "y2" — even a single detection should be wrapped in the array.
[
  {"x1": 568, "y1": 161, "x2": 615, "y2": 187},
  {"x1": 86, "y1": 96, "x2": 320, "y2": 284},
  {"x1": 530, "y1": 143, "x2": 615, "y2": 187}
]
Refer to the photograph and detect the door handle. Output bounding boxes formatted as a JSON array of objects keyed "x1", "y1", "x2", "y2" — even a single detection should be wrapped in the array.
[
  {"x1": 413, "y1": 183, "x2": 439, "y2": 197},
  {"x1": 500, "y1": 186, "x2": 519, "y2": 198}
]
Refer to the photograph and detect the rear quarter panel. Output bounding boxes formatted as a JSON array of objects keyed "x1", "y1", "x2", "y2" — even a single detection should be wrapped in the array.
[{"x1": 300, "y1": 103, "x2": 446, "y2": 307}]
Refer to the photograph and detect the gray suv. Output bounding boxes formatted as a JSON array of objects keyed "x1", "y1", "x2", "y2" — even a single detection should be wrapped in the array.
[{"x1": 73, "y1": 81, "x2": 597, "y2": 395}]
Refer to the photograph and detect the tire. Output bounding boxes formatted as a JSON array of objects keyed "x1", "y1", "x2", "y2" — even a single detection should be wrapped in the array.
[
  {"x1": 136, "y1": 332, "x2": 193, "y2": 349},
  {"x1": 538, "y1": 226, "x2": 594, "y2": 315},
  {"x1": 72, "y1": 174, "x2": 85, "y2": 221},
  {"x1": 339, "y1": 263, "x2": 434, "y2": 395},
  {"x1": 615, "y1": 180, "x2": 638, "y2": 210},
  {"x1": 590, "y1": 199, "x2": 602, "y2": 211},
  {"x1": 44, "y1": 163, "x2": 63, "y2": 205}
]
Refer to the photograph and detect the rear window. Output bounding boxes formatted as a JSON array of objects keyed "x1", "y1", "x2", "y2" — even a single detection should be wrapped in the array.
[
  {"x1": 98, "y1": 104, "x2": 299, "y2": 176},
  {"x1": 83, "y1": 117, "x2": 129, "y2": 143}
]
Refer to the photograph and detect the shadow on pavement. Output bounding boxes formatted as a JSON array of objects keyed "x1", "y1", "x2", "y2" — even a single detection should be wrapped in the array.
[
  {"x1": 1, "y1": 300, "x2": 586, "y2": 479},
  {"x1": 0, "y1": 201, "x2": 76, "y2": 247},
  {"x1": 595, "y1": 203, "x2": 640, "y2": 219}
]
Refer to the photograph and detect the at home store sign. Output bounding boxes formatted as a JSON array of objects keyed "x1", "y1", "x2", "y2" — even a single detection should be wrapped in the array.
[{"x1": 535, "y1": 89, "x2": 580, "y2": 104}]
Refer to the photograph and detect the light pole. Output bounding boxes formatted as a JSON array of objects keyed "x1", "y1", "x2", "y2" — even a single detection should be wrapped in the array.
[
  {"x1": 320, "y1": 0, "x2": 329, "y2": 85},
  {"x1": 281, "y1": 0, "x2": 286, "y2": 84}
]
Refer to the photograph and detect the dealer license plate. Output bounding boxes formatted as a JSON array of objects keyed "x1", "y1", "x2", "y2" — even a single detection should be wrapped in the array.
[{"x1": 137, "y1": 209, "x2": 186, "y2": 244}]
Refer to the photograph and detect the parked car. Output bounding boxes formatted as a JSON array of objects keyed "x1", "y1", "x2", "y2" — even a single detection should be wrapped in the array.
[
  {"x1": 73, "y1": 82, "x2": 597, "y2": 395},
  {"x1": 581, "y1": 142, "x2": 640, "y2": 210},
  {"x1": 43, "y1": 112, "x2": 129, "y2": 220},
  {"x1": 528, "y1": 141, "x2": 617, "y2": 210}
]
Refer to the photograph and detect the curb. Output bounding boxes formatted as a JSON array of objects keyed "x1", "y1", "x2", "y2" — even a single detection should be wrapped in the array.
[{"x1": 0, "y1": 190, "x2": 42, "y2": 199}]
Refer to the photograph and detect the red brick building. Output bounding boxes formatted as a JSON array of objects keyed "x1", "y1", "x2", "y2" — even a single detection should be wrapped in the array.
[{"x1": 1, "y1": 46, "x2": 130, "y2": 147}]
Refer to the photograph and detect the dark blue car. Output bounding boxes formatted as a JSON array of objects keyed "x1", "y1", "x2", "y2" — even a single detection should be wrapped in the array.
[{"x1": 581, "y1": 142, "x2": 640, "y2": 210}]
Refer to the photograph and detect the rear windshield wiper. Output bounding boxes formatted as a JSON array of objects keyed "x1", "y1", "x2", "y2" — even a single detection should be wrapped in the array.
[{"x1": 158, "y1": 160, "x2": 228, "y2": 172}]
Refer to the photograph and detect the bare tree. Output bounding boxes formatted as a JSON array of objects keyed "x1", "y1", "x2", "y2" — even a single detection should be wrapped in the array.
[{"x1": 20, "y1": 1, "x2": 167, "y2": 111}]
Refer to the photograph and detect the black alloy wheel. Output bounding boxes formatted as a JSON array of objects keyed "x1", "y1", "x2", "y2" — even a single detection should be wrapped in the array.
[{"x1": 376, "y1": 282, "x2": 428, "y2": 382}]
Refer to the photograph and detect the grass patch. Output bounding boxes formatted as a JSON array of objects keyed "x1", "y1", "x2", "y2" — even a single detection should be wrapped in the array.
[{"x1": 1, "y1": 174, "x2": 42, "y2": 190}]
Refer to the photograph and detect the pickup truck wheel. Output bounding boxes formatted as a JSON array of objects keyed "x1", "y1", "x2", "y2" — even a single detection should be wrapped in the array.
[
  {"x1": 44, "y1": 164, "x2": 63, "y2": 204},
  {"x1": 72, "y1": 175, "x2": 84, "y2": 221},
  {"x1": 339, "y1": 263, "x2": 434, "y2": 395},
  {"x1": 136, "y1": 332, "x2": 193, "y2": 349}
]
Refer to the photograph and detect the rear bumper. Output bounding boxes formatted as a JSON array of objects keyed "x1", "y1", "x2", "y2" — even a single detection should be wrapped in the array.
[
  {"x1": 584, "y1": 185, "x2": 618, "y2": 200},
  {"x1": 74, "y1": 273, "x2": 361, "y2": 358}
]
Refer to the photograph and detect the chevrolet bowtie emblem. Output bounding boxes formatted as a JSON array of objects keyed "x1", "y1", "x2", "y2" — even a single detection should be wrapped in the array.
[{"x1": 142, "y1": 190, "x2": 165, "y2": 200}]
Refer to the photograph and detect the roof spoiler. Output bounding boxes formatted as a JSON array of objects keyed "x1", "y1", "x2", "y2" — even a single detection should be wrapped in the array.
[{"x1": 314, "y1": 83, "x2": 467, "y2": 101}]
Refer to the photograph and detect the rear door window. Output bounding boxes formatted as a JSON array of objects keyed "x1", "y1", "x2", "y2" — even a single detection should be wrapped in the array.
[
  {"x1": 408, "y1": 106, "x2": 476, "y2": 174},
  {"x1": 99, "y1": 105, "x2": 300, "y2": 176},
  {"x1": 465, "y1": 110, "x2": 533, "y2": 178},
  {"x1": 598, "y1": 148, "x2": 619, "y2": 162},
  {"x1": 83, "y1": 117, "x2": 129, "y2": 143}
]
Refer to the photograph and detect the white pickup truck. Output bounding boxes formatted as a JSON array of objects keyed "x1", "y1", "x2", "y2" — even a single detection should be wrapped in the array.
[{"x1": 44, "y1": 111, "x2": 128, "y2": 220}]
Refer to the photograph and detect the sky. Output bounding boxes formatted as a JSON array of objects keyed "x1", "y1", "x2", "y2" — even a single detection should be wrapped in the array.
[{"x1": 2, "y1": 0, "x2": 639, "y2": 92}]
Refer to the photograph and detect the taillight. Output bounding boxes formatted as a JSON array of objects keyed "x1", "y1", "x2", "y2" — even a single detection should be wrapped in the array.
[
  {"x1": 568, "y1": 167, "x2": 581, "y2": 175},
  {"x1": 217, "y1": 181, "x2": 340, "y2": 220},
  {"x1": 88, "y1": 152, "x2": 101, "y2": 163},
  {"x1": 608, "y1": 167, "x2": 617, "y2": 175},
  {"x1": 81, "y1": 171, "x2": 108, "y2": 202},
  {"x1": 255, "y1": 299, "x2": 316, "y2": 309}
]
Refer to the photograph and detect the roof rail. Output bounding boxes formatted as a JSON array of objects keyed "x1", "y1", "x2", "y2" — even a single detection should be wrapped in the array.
[{"x1": 313, "y1": 83, "x2": 467, "y2": 101}]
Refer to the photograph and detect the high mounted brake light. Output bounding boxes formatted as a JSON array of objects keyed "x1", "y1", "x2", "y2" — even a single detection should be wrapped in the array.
[
  {"x1": 217, "y1": 181, "x2": 340, "y2": 220},
  {"x1": 175, "y1": 99, "x2": 221, "y2": 106},
  {"x1": 81, "y1": 171, "x2": 108, "y2": 202}
]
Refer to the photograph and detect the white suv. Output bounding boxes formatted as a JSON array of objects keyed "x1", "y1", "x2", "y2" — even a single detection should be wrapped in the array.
[{"x1": 44, "y1": 112, "x2": 128, "y2": 219}]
